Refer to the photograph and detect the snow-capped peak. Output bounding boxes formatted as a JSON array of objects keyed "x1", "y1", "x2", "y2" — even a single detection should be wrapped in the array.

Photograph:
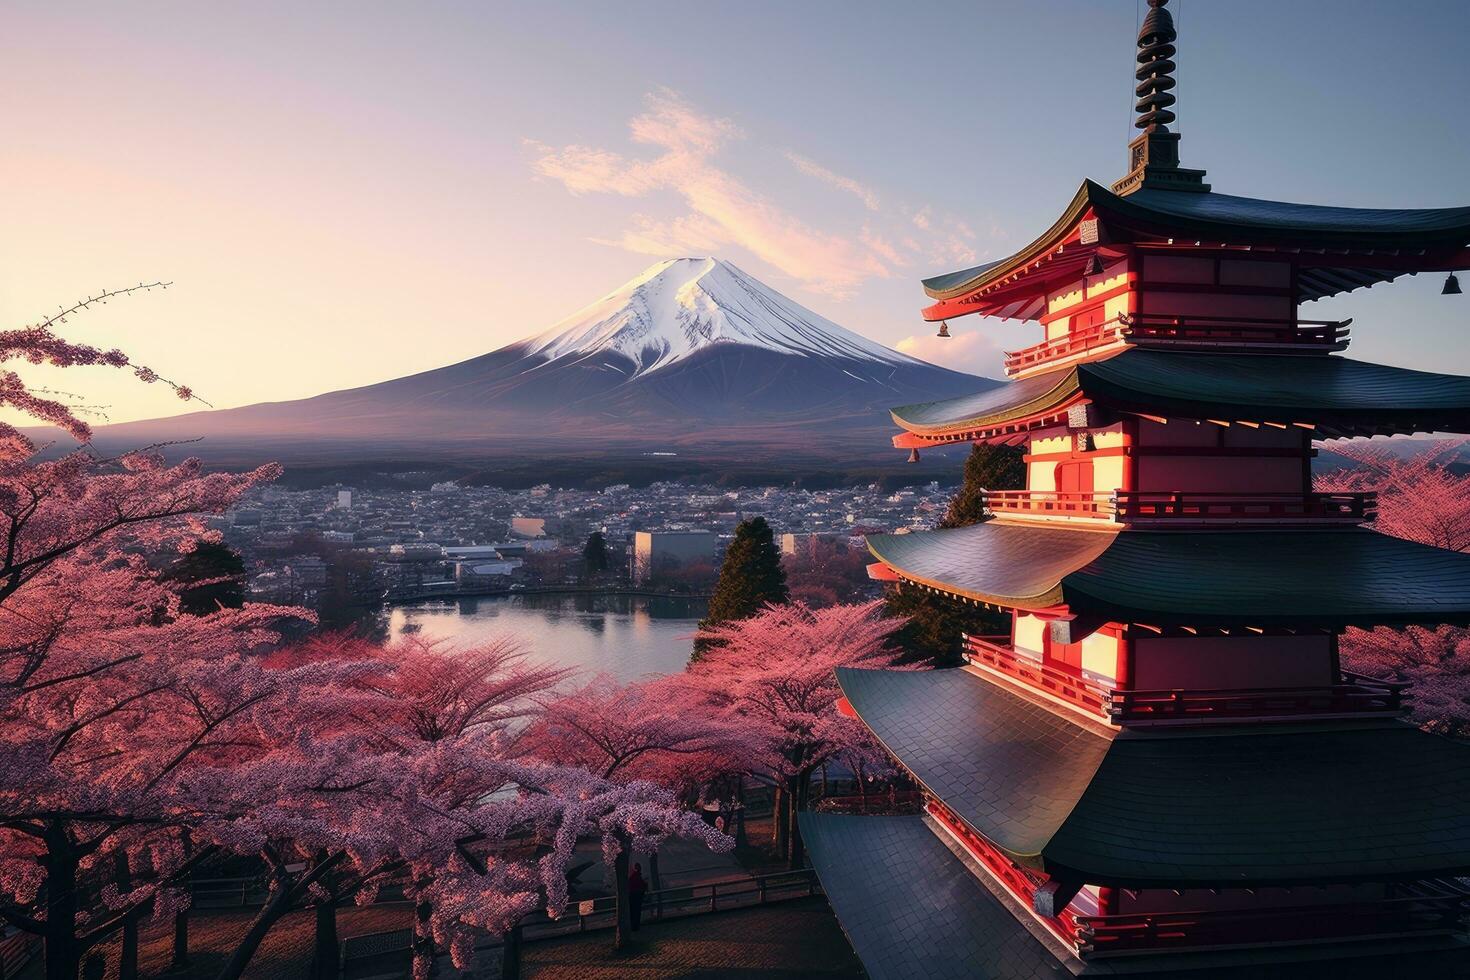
[{"x1": 521, "y1": 257, "x2": 921, "y2": 378}]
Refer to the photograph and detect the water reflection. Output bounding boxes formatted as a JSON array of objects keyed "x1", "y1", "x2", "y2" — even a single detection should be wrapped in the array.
[{"x1": 382, "y1": 593, "x2": 708, "y2": 683}]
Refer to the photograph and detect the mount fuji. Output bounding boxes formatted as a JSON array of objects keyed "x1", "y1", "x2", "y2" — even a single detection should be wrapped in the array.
[{"x1": 86, "y1": 258, "x2": 996, "y2": 477}]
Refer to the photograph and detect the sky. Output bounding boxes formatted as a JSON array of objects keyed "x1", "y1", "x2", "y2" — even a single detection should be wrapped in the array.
[{"x1": 2, "y1": 0, "x2": 1468, "y2": 424}]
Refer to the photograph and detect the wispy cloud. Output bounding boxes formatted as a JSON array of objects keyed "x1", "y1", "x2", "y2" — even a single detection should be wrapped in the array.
[
  {"x1": 529, "y1": 89, "x2": 1001, "y2": 300},
  {"x1": 785, "y1": 152, "x2": 880, "y2": 211},
  {"x1": 529, "y1": 90, "x2": 887, "y2": 297},
  {"x1": 895, "y1": 329, "x2": 1005, "y2": 378}
]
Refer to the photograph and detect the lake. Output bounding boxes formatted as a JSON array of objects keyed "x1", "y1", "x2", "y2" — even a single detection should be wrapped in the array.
[{"x1": 382, "y1": 592, "x2": 708, "y2": 682}]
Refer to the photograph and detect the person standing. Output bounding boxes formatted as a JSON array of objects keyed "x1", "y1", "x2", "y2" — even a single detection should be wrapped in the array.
[{"x1": 628, "y1": 862, "x2": 648, "y2": 932}]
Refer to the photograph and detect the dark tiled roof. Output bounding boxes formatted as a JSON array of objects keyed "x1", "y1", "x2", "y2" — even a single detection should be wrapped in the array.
[
  {"x1": 866, "y1": 523, "x2": 1470, "y2": 628},
  {"x1": 838, "y1": 667, "x2": 1470, "y2": 886},
  {"x1": 890, "y1": 349, "x2": 1470, "y2": 439},
  {"x1": 836, "y1": 666, "x2": 1109, "y2": 863},
  {"x1": 865, "y1": 520, "x2": 1116, "y2": 611},
  {"x1": 1050, "y1": 722, "x2": 1470, "y2": 884},
  {"x1": 800, "y1": 812, "x2": 1071, "y2": 980},
  {"x1": 802, "y1": 812, "x2": 1470, "y2": 978},
  {"x1": 922, "y1": 179, "x2": 1470, "y2": 303}
]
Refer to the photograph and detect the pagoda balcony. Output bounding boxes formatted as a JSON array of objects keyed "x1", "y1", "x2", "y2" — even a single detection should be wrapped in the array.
[
  {"x1": 1074, "y1": 880, "x2": 1470, "y2": 958},
  {"x1": 961, "y1": 635, "x2": 1408, "y2": 725},
  {"x1": 1002, "y1": 313, "x2": 1352, "y2": 378},
  {"x1": 928, "y1": 796, "x2": 1468, "y2": 959},
  {"x1": 983, "y1": 490, "x2": 1377, "y2": 526}
]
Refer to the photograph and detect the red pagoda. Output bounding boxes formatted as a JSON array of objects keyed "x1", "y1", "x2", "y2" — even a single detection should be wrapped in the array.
[{"x1": 801, "y1": 2, "x2": 1470, "y2": 977}]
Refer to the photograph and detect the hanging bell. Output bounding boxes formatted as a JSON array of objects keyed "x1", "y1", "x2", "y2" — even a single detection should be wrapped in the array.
[
  {"x1": 907, "y1": 448, "x2": 921, "y2": 464},
  {"x1": 936, "y1": 320, "x2": 951, "y2": 338},
  {"x1": 1085, "y1": 254, "x2": 1105, "y2": 276},
  {"x1": 1444, "y1": 273, "x2": 1463, "y2": 296}
]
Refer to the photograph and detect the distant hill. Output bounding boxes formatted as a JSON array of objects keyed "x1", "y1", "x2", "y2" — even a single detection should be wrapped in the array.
[{"x1": 77, "y1": 258, "x2": 996, "y2": 479}]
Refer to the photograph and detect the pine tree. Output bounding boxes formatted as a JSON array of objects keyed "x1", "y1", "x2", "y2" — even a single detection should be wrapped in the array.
[
  {"x1": 887, "y1": 443, "x2": 1024, "y2": 665},
  {"x1": 692, "y1": 517, "x2": 788, "y2": 662},
  {"x1": 939, "y1": 442, "x2": 1026, "y2": 528},
  {"x1": 582, "y1": 530, "x2": 610, "y2": 575}
]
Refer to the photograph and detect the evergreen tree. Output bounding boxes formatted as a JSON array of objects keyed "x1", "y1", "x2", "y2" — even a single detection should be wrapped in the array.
[
  {"x1": 939, "y1": 442, "x2": 1026, "y2": 528},
  {"x1": 582, "y1": 530, "x2": 610, "y2": 575},
  {"x1": 886, "y1": 443, "x2": 1025, "y2": 665},
  {"x1": 692, "y1": 517, "x2": 788, "y2": 662},
  {"x1": 163, "y1": 541, "x2": 246, "y2": 616}
]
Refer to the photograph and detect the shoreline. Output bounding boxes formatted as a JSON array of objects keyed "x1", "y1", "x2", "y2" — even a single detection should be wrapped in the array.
[{"x1": 387, "y1": 584, "x2": 713, "y2": 607}]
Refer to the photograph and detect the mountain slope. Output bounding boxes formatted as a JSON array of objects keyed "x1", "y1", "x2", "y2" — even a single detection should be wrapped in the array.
[{"x1": 88, "y1": 258, "x2": 998, "y2": 469}]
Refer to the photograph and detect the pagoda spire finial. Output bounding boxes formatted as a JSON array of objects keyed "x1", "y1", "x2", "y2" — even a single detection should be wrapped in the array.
[
  {"x1": 1111, "y1": 0, "x2": 1209, "y2": 195},
  {"x1": 1134, "y1": 0, "x2": 1178, "y2": 133}
]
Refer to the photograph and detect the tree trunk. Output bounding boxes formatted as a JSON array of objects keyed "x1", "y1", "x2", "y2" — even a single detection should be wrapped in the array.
[
  {"x1": 172, "y1": 908, "x2": 190, "y2": 969},
  {"x1": 113, "y1": 852, "x2": 138, "y2": 980},
  {"x1": 787, "y1": 772, "x2": 812, "y2": 871},
  {"x1": 500, "y1": 920, "x2": 523, "y2": 980},
  {"x1": 648, "y1": 852, "x2": 661, "y2": 893},
  {"x1": 612, "y1": 841, "x2": 632, "y2": 952},
  {"x1": 173, "y1": 829, "x2": 193, "y2": 967},
  {"x1": 43, "y1": 832, "x2": 79, "y2": 980},
  {"x1": 772, "y1": 783, "x2": 788, "y2": 856},
  {"x1": 312, "y1": 898, "x2": 338, "y2": 980},
  {"x1": 734, "y1": 780, "x2": 748, "y2": 849},
  {"x1": 213, "y1": 884, "x2": 295, "y2": 980},
  {"x1": 412, "y1": 886, "x2": 435, "y2": 980}
]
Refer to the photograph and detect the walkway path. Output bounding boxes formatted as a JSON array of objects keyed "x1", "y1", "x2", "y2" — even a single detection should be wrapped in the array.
[{"x1": 516, "y1": 897, "x2": 863, "y2": 979}]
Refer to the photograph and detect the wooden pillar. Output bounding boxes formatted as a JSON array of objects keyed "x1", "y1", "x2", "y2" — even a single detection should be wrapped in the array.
[{"x1": 1116, "y1": 628, "x2": 1134, "y2": 690}]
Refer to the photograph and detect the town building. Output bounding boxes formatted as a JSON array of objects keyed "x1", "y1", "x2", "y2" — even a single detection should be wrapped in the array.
[
  {"x1": 802, "y1": 3, "x2": 1470, "y2": 977},
  {"x1": 632, "y1": 530, "x2": 715, "y2": 585}
]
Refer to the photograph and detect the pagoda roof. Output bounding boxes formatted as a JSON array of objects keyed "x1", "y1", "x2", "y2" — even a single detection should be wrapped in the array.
[
  {"x1": 837, "y1": 666, "x2": 1470, "y2": 886},
  {"x1": 865, "y1": 522, "x2": 1470, "y2": 628},
  {"x1": 891, "y1": 349, "x2": 1470, "y2": 442},
  {"x1": 922, "y1": 179, "x2": 1470, "y2": 311},
  {"x1": 803, "y1": 812, "x2": 1470, "y2": 978},
  {"x1": 800, "y1": 812, "x2": 1073, "y2": 980}
]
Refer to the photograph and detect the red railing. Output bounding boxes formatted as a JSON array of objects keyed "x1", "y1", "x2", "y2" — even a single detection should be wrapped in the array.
[
  {"x1": 1075, "y1": 880, "x2": 1470, "y2": 957},
  {"x1": 984, "y1": 490, "x2": 1376, "y2": 526},
  {"x1": 964, "y1": 635, "x2": 1409, "y2": 724},
  {"x1": 1003, "y1": 319, "x2": 1125, "y2": 376},
  {"x1": 1114, "y1": 490, "x2": 1376, "y2": 525},
  {"x1": 983, "y1": 489, "x2": 1116, "y2": 519},
  {"x1": 1120, "y1": 312, "x2": 1352, "y2": 351},
  {"x1": 1001, "y1": 313, "x2": 1351, "y2": 377},
  {"x1": 962, "y1": 635, "x2": 1112, "y2": 717},
  {"x1": 1110, "y1": 670, "x2": 1409, "y2": 723}
]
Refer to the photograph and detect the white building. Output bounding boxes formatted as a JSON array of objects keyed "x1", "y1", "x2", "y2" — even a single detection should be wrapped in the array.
[{"x1": 337, "y1": 489, "x2": 353, "y2": 509}]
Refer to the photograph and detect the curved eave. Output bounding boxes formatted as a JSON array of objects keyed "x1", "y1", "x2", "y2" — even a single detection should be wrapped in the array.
[
  {"x1": 921, "y1": 179, "x2": 1470, "y2": 309},
  {"x1": 889, "y1": 365, "x2": 1082, "y2": 442},
  {"x1": 839, "y1": 667, "x2": 1470, "y2": 888},
  {"x1": 889, "y1": 350, "x2": 1470, "y2": 443},
  {"x1": 922, "y1": 182, "x2": 1096, "y2": 301},
  {"x1": 866, "y1": 522, "x2": 1470, "y2": 629},
  {"x1": 866, "y1": 521, "x2": 1116, "y2": 613}
]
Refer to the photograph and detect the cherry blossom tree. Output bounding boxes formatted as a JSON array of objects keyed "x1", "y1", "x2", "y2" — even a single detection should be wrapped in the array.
[
  {"x1": 1318, "y1": 438, "x2": 1470, "y2": 735},
  {"x1": 531, "y1": 674, "x2": 754, "y2": 788},
  {"x1": 0, "y1": 292, "x2": 732, "y2": 980},
  {"x1": 691, "y1": 600, "x2": 905, "y2": 869},
  {"x1": 530, "y1": 672, "x2": 757, "y2": 923},
  {"x1": 0, "y1": 286, "x2": 313, "y2": 980}
]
